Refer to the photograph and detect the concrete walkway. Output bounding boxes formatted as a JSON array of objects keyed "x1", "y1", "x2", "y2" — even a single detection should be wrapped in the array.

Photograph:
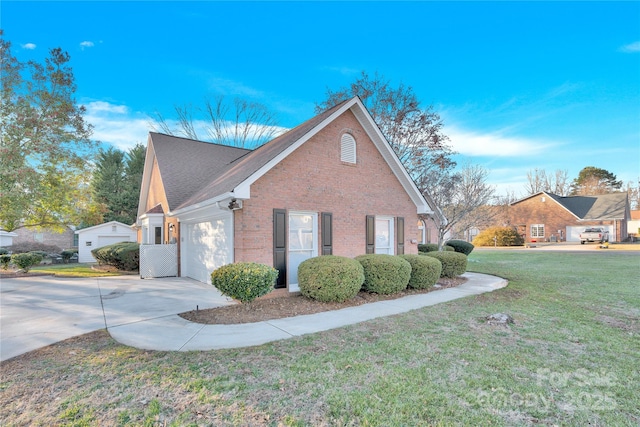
[{"x1": 1, "y1": 272, "x2": 507, "y2": 361}]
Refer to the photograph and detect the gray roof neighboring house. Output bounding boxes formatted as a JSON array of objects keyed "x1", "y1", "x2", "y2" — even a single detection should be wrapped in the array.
[{"x1": 514, "y1": 191, "x2": 630, "y2": 220}]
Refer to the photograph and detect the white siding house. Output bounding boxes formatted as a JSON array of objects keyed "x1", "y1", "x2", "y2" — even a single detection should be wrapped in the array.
[{"x1": 75, "y1": 221, "x2": 137, "y2": 263}]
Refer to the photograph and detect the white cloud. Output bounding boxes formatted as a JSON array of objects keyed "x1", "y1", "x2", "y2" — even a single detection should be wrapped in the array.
[
  {"x1": 80, "y1": 41, "x2": 95, "y2": 50},
  {"x1": 446, "y1": 125, "x2": 556, "y2": 157},
  {"x1": 21, "y1": 43, "x2": 36, "y2": 50},
  {"x1": 83, "y1": 101, "x2": 151, "y2": 151},
  {"x1": 207, "y1": 76, "x2": 264, "y2": 98},
  {"x1": 619, "y1": 41, "x2": 640, "y2": 53}
]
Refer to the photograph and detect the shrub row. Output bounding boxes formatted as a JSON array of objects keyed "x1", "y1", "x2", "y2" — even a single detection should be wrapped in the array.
[
  {"x1": 421, "y1": 251, "x2": 468, "y2": 278},
  {"x1": 91, "y1": 242, "x2": 140, "y2": 271},
  {"x1": 211, "y1": 249, "x2": 468, "y2": 304}
]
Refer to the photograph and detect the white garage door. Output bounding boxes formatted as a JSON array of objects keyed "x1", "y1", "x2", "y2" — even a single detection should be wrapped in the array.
[{"x1": 183, "y1": 216, "x2": 232, "y2": 284}]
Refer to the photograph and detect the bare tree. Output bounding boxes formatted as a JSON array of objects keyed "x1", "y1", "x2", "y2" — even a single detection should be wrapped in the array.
[
  {"x1": 426, "y1": 163, "x2": 495, "y2": 249},
  {"x1": 525, "y1": 168, "x2": 570, "y2": 196},
  {"x1": 316, "y1": 71, "x2": 456, "y2": 186},
  {"x1": 151, "y1": 95, "x2": 281, "y2": 149}
]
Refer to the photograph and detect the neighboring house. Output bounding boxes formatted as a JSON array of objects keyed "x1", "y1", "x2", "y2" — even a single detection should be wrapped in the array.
[
  {"x1": 0, "y1": 230, "x2": 18, "y2": 247},
  {"x1": 507, "y1": 191, "x2": 631, "y2": 243},
  {"x1": 136, "y1": 96, "x2": 442, "y2": 293},
  {"x1": 9, "y1": 225, "x2": 77, "y2": 251},
  {"x1": 75, "y1": 221, "x2": 138, "y2": 263}
]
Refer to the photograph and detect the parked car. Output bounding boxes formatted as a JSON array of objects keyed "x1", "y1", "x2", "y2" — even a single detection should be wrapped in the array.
[{"x1": 579, "y1": 228, "x2": 609, "y2": 244}]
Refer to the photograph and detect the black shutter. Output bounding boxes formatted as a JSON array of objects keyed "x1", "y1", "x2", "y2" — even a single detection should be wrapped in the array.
[
  {"x1": 396, "y1": 217, "x2": 405, "y2": 255},
  {"x1": 321, "y1": 212, "x2": 333, "y2": 255},
  {"x1": 273, "y1": 209, "x2": 286, "y2": 289},
  {"x1": 366, "y1": 215, "x2": 375, "y2": 254}
]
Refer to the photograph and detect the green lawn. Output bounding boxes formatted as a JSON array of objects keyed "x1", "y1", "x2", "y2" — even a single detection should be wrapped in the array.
[
  {"x1": 1, "y1": 251, "x2": 638, "y2": 426},
  {"x1": 30, "y1": 263, "x2": 126, "y2": 277}
]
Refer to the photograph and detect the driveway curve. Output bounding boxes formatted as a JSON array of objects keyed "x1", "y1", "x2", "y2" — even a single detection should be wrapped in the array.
[{"x1": 1, "y1": 273, "x2": 507, "y2": 362}]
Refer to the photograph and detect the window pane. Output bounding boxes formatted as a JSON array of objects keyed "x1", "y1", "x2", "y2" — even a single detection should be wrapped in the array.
[{"x1": 289, "y1": 214, "x2": 314, "y2": 250}]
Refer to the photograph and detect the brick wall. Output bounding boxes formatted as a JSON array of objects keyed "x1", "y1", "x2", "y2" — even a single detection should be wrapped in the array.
[
  {"x1": 234, "y1": 109, "x2": 420, "y2": 266},
  {"x1": 11, "y1": 226, "x2": 76, "y2": 251}
]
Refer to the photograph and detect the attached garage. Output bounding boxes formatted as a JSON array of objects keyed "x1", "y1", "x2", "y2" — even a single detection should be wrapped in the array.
[
  {"x1": 181, "y1": 213, "x2": 233, "y2": 284},
  {"x1": 75, "y1": 221, "x2": 137, "y2": 263}
]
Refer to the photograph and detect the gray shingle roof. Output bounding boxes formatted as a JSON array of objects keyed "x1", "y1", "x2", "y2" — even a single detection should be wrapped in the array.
[
  {"x1": 517, "y1": 192, "x2": 629, "y2": 220},
  {"x1": 150, "y1": 133, "x2": 251, "y2": 211},
  {"x1": 150, "y1": 100, "x2": 349, "y2": 212}
]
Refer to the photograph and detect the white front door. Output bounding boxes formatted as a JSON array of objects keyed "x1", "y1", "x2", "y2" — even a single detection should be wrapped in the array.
[
  {"x1": 288, "y1": 212, "x2": 317, "y2": 292},
  {"x1": 375, "y1": 216, "x2": 394, "y2": 254}
]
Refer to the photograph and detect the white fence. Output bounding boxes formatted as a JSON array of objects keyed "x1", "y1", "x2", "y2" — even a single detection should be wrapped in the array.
[{"x1": 140, "y1": 244, "x2": 178, "y2": 279}]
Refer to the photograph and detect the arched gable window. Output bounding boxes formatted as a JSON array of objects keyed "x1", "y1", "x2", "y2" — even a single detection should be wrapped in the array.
[{"x1": 340, "y1": 133, "x2": 356, "y2": 164}]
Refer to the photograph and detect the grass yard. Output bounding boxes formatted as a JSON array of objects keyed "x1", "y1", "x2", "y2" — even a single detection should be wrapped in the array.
[
  {"x1": 1, "y1": 251, "x2": 638, "y2": 426},
  {"x1": 29, "y1": 263, "x2": 126, "y2": 277}
]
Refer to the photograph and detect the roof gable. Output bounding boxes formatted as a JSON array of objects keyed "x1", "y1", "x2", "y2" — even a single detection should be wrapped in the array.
[
  {"x1": 75, "y1": 221, "x2": 133, "y2": 234},
  {"x1": 141, "y1": 97, "x2": 434, "y2": 216}
]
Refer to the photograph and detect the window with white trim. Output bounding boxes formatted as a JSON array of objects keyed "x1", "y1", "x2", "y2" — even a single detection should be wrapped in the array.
[
  {"x1": 531, "y1": 224, "x2": 545, "y2": 238},
  {"x1": 340, "y1": 133, "x2": 356, "y2": 163}
]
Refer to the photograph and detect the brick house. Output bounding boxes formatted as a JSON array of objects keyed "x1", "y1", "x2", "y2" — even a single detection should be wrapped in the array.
[
  {"x1": 135, "y1": 97, "x2": 443, "y2": 293},
  {"x1": 8, "y1": 225, "x2": 77, "y2": 251},
  {"x1": 507, "y1": 191, "x2": 630, "y2": 243}
]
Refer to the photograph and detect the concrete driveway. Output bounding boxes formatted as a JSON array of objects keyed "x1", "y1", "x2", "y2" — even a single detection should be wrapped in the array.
[{"x1": 0, "y1": 275, "x2": 233, "y2": 362}]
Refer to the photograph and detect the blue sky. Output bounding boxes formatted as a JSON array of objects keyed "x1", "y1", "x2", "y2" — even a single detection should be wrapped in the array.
[{"x1": 3, "y1": 1, "x2": 639, "y2": 196}]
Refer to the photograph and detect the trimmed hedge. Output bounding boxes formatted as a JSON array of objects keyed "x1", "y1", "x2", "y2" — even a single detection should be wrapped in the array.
[
  {"x1": 211, "y1": 262, "x2": 278, "y2": 303},
  {"x1": 423, "y1": 251, "x2": 468, "y2": 278},
  {"x1": 91, "y1": 242, "x2": 140, "y2": 271},
  {"x1": 398, "y1": 254, "x2": 442, "y2": 289},
  {"x1": 446, "y1": 239, "x2": 475, "y2": 255},
  {"x1": 473, "y1": 226, "x2": 524, "y2": 247},
  {"x1": 355, "y1": 254, "x2": 411, "y2": 295},
  {"x1": 418, "y1": 243, "x2": 454, "y2": 253},
  {"x1": 61, "y1": 250, "x2": 75, "y2": 263},
  {"x1": 298, "y1": 256, "x2": 364, "y2": 302},
  {"x1": 1, "y1": 253, "x2": 12, "y2": 270},
  {"x1": 11, "y1": 252, "x2": 43, "y2": 272}
]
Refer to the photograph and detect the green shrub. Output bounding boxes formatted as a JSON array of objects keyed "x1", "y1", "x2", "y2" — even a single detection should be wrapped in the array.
[
  {"x1": 61, "y1": 250, "x2": 75, "y2": 263},
  {"x1": 473, "y1": 226, "x2": 524, "y2": 246},
  {"x1": 211, "y1": 262, "x2": 278, "y2": 303},
  {"x1": 0, "y1": 248, "x2": 8, "y2": 255},
  {"x1": 398, "y1": 254, "x2": 442, "y2": 289},
  {"x1": 30, "y1": 250, "x2": 49, "y2": 259},
  {"x1": 446, "y1": 239, "x2": 475, "y2": 255},
  {"x1": 0, "y1": 253, "x2": 11, "y2": 270},
  {"x1": 418, "y1": 243, "x2": 454, "y2": 252},
  {"x1": 355, "y1": 254, "x2": 411, "y2": 295},
  {"x1": 12, "y1": 252, "x2": 44, "y2": 272},
  {"x1": 91, "y1": 242, "x2": 140, "y2": 271},
  {"x1": 298, "y1": 256, "x2": 364, "y2": 303},
  {"x1": 418, "y1": 243, "x2": 438, "y2": 253},
  {"x1": 423, "y1": 251, "x2": 467, "y2": 278}
]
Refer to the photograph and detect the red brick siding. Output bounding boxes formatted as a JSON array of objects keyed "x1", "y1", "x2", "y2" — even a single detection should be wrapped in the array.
[
  {"x1": 11, "y1": 226, "x2": 76, "y2": 250},
  {"x1": 234, "y1": 109, "x2": 420, "y2": 266}
]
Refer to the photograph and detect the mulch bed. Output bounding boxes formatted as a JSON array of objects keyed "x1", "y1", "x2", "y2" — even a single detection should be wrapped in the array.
[{"x1": 180, "y1": 277, "x2": 467, "y2": 325}]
